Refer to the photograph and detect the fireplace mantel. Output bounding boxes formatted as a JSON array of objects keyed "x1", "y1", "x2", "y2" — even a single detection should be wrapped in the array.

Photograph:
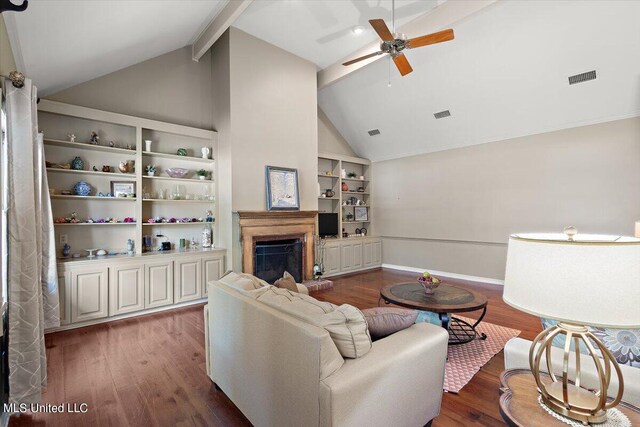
[{"x1": 237, "y1": 211, "x2": 318, "y2": 280}]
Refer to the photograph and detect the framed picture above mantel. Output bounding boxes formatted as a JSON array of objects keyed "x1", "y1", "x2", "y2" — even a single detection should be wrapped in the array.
[{"x1": 265, "y1": 166, "x2": 300, "y2": 211}]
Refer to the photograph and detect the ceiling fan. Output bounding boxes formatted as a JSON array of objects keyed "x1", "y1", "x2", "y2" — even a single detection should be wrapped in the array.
[{"x1": 342, "y1": 6, "x2": 454, "y2": 77}]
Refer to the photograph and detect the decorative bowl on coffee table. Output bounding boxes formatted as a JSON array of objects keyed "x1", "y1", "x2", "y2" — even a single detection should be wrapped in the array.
[{"x1": 418, "y1": 274, "x2": 441, "y2": 295}]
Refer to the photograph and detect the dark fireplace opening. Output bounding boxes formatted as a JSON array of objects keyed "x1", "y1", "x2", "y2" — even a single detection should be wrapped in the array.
[{"x1": 254, "y1": 238, "x2": 303, "y2": 284}]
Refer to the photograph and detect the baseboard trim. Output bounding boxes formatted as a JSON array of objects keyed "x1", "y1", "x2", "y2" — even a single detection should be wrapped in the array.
[{"x1": 381, "y1": 263, "x2": 504, "y2": 286}]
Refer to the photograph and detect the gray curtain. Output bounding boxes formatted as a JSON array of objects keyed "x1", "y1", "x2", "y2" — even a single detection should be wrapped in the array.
[{"x1": 5, "y1": 78, "x2": 60, "y2": 405}]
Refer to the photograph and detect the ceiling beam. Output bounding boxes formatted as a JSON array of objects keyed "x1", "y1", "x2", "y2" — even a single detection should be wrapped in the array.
[
  {"x1": 192, "y1": 0, "x2": 253, "y2": 61},
  {"x1": 317, "y1": 0, "x2": 498, "y2": 90}
]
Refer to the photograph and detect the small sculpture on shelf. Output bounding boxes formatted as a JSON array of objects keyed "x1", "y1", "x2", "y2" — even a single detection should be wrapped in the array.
[
  {"x1": 201, "y1": 147, "x2": 210, "y2": 159},
  {"x1": 62, "y1": 243, "x2": 71, "y2": 258},
  {"x1": 127, "y1": 239, "x2": 134, "y2": 254},
  {"x1": 118, "y1": 160, "x2": 135, "y2": 173},
  {"x1": 68, "y1": 134, "x2": 76, "y2": 143},
  {"x1": 190, "y1": 237, "x2": 198, "y2": 249},
  {"x1": 341, "y1": 182, "x2": 349, "y2": 192},
  {"x1": 92, "y1": 166, "x2": 99, "y2": 172},
  {"x1": 102, "y1": 165, "x2": 111, "y2": 172},
  {"x1": 177, "y1": 148, "x2": 188, "y2": 156},
  {"x1": 89, "y1": 131, "x2": 99, "y2": 145},
  {"x1": 109, "y1": 141, "x2": 115, "y2": 147}
]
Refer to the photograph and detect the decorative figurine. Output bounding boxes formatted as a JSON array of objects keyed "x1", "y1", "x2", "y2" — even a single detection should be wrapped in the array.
[
  {"x1": 118, "y1": 160, "x2": 135, "y2": 173},
  {"x1": 341, "y1": 182, "x2": 349, "y2": 192},
  {"x1": 73, "y1": 181, "x2": 91, "y2": 196},
  {"x1": 201, "y1": 147, "x2": 210, "y2": 159},
  {"x1": 177, "y1": 148, "x2": 188, "y2": 156},
  {"x1": 89, "y1": 131, "x2": 99, "y2": 144},
  {"x1": 127, "y1": 239, "x2": 134, "y2": 254},
  {"x1": 190, "y1": 237, "x2": 198, "y2": 249},
  {"x1": 126, "y1": 144, "x2": 133, "y2": 150},
  {"x1": 62, "y1": 244, "x2": 71, "y2": 258},
  {"x1": 96, "y1": 249, "x2": 107, "y2": 256},
  {"x1": 92, "y1": 166, "x2": 98, "y2": 171},
  {"x1": 68, "y1": 134, "x2": 76, "y2": 143},
  {"x1": 71, "y1": 156, "x2": 84, "y2": 170},
  {"x1": 108, "y1": 141, "x2": 115, "y2": 147},
  {"x1": 102, "y1": 165, "x2": 111, "y2": 172}
]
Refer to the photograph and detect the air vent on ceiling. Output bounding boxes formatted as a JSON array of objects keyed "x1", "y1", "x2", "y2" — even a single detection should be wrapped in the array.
[
  {"x1": 568, "y1": 70, "x2": 596, "y2": 85},
  {"x1": 368, "y1": 129, "x2": 380, "y2": 136},
  {"x1": 434, "y1": 110, "x2": 451, "y2": 119}
]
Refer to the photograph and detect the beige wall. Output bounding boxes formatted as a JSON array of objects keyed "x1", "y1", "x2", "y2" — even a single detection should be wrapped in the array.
[
  {"x1": 374, "y1": 116, "x2": 640, "y2": 280},
  {"x1": 227, "y1": 27, "x2": 318, "y2": 212},
  {"x1": 48, "y1": 46, "x2": 214, "y2": 130},
  {"x1": 0, "y1": 15, "x2": 16, "y2": 80},
  {"x1": 318, "y1": 107, "x2": 356, "y2": 157}
]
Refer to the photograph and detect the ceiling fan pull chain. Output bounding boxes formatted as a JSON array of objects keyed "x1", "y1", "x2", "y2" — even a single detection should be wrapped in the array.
[{"x1": 388, "y1": 56, "x2": 392, "y2": 87}]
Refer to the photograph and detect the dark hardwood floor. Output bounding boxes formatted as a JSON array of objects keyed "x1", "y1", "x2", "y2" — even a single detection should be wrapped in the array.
[{"x1": 10, "y1": 268, "x2": 541, "y2": 427}]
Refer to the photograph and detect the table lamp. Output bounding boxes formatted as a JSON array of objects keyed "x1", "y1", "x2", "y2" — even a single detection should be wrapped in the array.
[{"x1": 503, "y1": 228, "x2": 640, "y2": 424}]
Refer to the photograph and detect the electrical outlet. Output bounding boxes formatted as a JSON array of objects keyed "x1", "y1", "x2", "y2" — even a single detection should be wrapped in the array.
[{"x1": 60, "y1": 234, "x2": 68, "y2": 245}]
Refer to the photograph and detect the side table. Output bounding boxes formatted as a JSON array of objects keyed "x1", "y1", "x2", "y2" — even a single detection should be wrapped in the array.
[{"x1": 499, "y1": 369, "x2": 640, "y2": 426}]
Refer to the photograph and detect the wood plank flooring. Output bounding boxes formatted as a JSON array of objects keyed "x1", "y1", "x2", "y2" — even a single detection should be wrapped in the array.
[{"x1": 10, "y1": 268, "x2": 541, "y2": 427}]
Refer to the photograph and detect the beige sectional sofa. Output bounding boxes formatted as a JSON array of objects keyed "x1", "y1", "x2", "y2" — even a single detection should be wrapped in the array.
[{"x1": 205, "y1": 272, "x2": 449, "y2": 427}]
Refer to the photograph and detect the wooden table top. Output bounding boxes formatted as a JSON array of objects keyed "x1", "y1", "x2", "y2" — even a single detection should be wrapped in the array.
[
  {"x1": 379, "y1": 282, "x2": 487, "y2": 313},
  {"x1": 499, "y1": 369, "x2": 640, "y2": 427}
]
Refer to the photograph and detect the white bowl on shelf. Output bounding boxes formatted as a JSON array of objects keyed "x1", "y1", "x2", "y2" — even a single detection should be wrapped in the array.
[{"x1": 166, "y1": 168, "x2": 190, "y2": 178}]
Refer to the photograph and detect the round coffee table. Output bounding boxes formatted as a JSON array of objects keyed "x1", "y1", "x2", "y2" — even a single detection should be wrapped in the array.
[{"x1": 380, "y1": 282, "x2": 488, "y2": 345}]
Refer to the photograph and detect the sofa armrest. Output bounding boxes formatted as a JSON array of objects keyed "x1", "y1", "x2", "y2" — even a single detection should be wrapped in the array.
[{"x1": 319, "y1": 322, "x2": 448, "y2": 427}]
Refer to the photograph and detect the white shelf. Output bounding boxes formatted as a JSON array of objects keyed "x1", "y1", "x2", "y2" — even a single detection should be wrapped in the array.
[
  {"x1": 142, "y1": 222, "x2": 212, "y2": 226},
  {"x1": 342, "y1": 205, "x2": 370, "y2": 208},
  {"x1": 44, "y1": 139, "x2": 136, "y2": 155},
  {"x1": 142, "y1": 175, "x2": 214, "y2": 184},
  {"x1": 51, "y1": 195, "x2": 137, "y2": 201},
  {"x1": 142, "y1": 199, "x2": 213, "y2": 203},
  {"x1": 318, "y1": 197, "x2": 340, "y2": 200},
  {"x1": 342, "y1": 191, "x2": 369, "y2": 195},
  {"x1": 142, "y1": 151, "x2": 214, "y2": 163},
  {"x1": 54, "y1": 222, "x2": 137, "y2": 226},
  {"x1": 343, "y1": 221, "x2": 370, "y2": 224},
  {"x1": 318, "y1": 174, "x2": 339, "y2": 179},
  {"x1": 46, "y1": 168, "x2": 133, "y2": 178},
  {"x1": 342, "y1": 178, "x2": 369, "y2": 183}
]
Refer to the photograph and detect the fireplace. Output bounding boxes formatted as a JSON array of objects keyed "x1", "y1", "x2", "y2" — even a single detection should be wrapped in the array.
[
  {"x1": 238, "y1": 211, "x2": 317, "y2": 281},
  {"x1": 254, "y1": 238, "x2": 304, "y2": 283}
]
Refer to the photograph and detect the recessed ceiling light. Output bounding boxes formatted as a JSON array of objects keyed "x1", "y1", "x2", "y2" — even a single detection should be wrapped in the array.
[{"x1": 352, "y1": 26, "x2": 365, "y2": 35}]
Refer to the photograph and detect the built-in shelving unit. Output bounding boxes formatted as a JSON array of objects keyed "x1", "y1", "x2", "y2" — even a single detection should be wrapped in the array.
[
  {"x1": 39, "y1": 100, "x2": 218, "y2": 257},
  {"x1": 317, "y1": 152, "x2": 371, "y2": 239}
]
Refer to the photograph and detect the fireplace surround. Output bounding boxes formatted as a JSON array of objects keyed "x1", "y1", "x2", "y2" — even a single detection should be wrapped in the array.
[{"x1": 237, "y1": 211, "x2": 317, "y2": 281}]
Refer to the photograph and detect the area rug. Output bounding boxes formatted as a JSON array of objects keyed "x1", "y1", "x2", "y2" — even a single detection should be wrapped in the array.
[{"x1": 443, "y1": 316, "x2": 520, "y2": 393}]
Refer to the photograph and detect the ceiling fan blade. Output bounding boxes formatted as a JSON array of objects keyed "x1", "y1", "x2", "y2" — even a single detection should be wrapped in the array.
[
  {"x1": 393, "y1": 53, "x2": 413, "y2": 76},
  {"x1": 406, "y1": 28, "x2": 454, "y2": 49},
  {"x1": 369, "y1": 19, "x2": 394, "y2": 42},
  {"x1": 342, "y1": 51, "x2": 384, "y2": 66}
]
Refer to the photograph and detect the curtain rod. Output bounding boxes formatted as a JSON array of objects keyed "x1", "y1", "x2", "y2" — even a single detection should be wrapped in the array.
[{"x1": 0, "y1": 71, "x2": 26, "y2": 88}]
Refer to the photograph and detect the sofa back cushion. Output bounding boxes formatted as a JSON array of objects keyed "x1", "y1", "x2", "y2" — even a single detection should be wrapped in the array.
[
  {"x1": 257, "y1": 287, "x2": 372, "y2": 359},
  {"x1": 219, "y1": 271, "x2": 269, "y2": 292}
]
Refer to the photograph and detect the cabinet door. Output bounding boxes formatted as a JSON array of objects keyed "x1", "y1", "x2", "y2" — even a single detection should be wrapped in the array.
[
  {"x1": 202, "y1": 256, "x2": 225, "y2": 297},
  {"x1": 352, "y1": 243, "x2": 363, "y2": 269},
  {"x1": 341, "y1": 244, "x2": 353, "y2": 271},
  {"x1": 109, "y1": 264, "x2": 145, "y2": 316},
  {"x1": 145, "y1": 261, "x2": 174, "y2": 309},
  {"x1": 324, "y1": 245, "x2": 341, "y2": 275},
  {"x1": 58, "y1": 271, "x2": 70, "y2": 326},
  {"x1": 363, "y1": 242, "x2": 373, "y2": 267},
  {"x1": 71, "y1": 267, "x2": 109, "y2": 323},
  {"x1": 373, "y1": 240, "x2": 382, "y2": 265},
  {"x1": 175, "y1": 258, "x2": 202, "y2": 303}
]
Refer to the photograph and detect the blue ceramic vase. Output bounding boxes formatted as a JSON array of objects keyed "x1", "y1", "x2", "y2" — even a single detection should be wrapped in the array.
[
  {"x1": 71, "y1": 156, "x2": 84, "y2": 170},
  {"x1": 74, "y1": 181, "x2": 91, "y2": 196}
]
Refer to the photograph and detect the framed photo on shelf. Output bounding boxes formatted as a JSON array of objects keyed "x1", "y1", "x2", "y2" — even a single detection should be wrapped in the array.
[
  {"x1": 354, "y1": 206, "x2": 368, "y2": 221},
  {"x1": 265, "y1": 166, "x2": 300, "y2": 210},
  {"x1": 110, "y1": 181, "x2": 136, "y2": 197}
]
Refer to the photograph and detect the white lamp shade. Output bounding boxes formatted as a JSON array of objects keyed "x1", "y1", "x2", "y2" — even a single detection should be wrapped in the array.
[{"x1": 503, "y1": 233, "x2": 640, "y2": 328}]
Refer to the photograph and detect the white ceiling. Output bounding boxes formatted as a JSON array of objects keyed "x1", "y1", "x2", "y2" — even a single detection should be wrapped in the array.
[
  {"x1": 233, "y1": 0, "x2": 440, "y2": 69},
  {"x1": 318, "y1": 0, "x2": 640, "y2": 161},
  {"x1": 5, "y1": 0, "x2": 228, "y2": 95}
]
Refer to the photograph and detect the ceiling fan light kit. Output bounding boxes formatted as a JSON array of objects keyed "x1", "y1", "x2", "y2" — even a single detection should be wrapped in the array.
[{"x1": 342, "y1": 16, "x2": 455, "y2": 77}]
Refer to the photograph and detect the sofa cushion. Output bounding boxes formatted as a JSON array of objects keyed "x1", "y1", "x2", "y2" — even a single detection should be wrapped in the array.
[
  {"x1": 256, "y1": 287, "x2": 372, "y2": 358},
  {"x1": 362, "y1": 307, "x2": 418, "y2": 340},
  {"x1": 274, "y1": 271, "x2": 299, "y2": 292}
]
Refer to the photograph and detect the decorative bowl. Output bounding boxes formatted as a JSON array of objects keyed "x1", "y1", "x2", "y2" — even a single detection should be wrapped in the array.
[
  {"x1": 418, "y1": 275, "x2": 441, "y2": 295},
  {"x1": 166, "y1": 168, "x2": 190, "y2": 178}
]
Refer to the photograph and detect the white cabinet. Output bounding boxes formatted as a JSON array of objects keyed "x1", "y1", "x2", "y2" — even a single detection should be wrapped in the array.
[
  {"x1": 321, "y1": 238, "x2": 382, "y2": 277},
  {"x1": 58, "y1": 271, "x2": 70, "y2": 325},
  {"x1": 175, "y1": 257, "x2": 202, "y2": 303},
  {"x1": 352, "y1": 243, "x2": 363, "y2": 270},
  {"x1": 363, "y1": 242, "x2": 374, "y2": 268},
  {"x1": 324, "y1": 244, "x2": 341, "y2": 275},
  {"x1": 145, "y1": 261, "x2": 174, "y2": 309},
  {"x1": 341, "y1": 243, "x2": 363, "y2": 272},
  {"x1": 202, "y1": 257, "x2": 224, "y2": 297},
  {"x1": 109, "y1": 264, "x2": 145, "y2": 316},
  {"x1": 71, "y1": 266, "x2": 109, "y2": 323},
  {"x1": 373, "y1": 240, "x2": 382, "y2": 265}
]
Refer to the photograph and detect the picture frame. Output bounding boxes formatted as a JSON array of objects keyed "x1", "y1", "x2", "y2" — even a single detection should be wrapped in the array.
[
  {"x1": 110, "y1": 181, "x2": 136, "y2": 197},
  {"x1": 265, "y1": 166, "x2": 300, "y2": 211},
  {"x1": 354, "y1": 206, "x2": 368, "y2": 221}
]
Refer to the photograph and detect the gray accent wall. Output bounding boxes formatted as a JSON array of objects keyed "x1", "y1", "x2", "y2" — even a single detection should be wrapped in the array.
[{"x1": 374, "y1": 116, "x2": 640, "y2": 280}]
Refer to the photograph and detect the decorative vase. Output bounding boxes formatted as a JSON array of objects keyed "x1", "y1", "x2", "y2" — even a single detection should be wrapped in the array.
[
  {"x1": 74, "y1": 181, "x2": 91, "y2": 196},
  {"x1": 202, "y1": 223, "x2": 212, "y2": 248},
  {"x1": 145, "y1": 140, "x2": 152, "y2": 152},
  {"x1": 325, "y1": 189, "x2": 335, "y2": 198},
  {"x1": 341, "y1": 182, "x2": 349, "y2": 192},
  {"x1": 71, "y1": 156, "x2": 84, "y2": 171}
]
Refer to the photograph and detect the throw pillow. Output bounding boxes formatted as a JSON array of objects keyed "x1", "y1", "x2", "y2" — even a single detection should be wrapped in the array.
[
  {"x1": 274, "y1": 271, "x2": 299, "y2": 292},
  {"x1": 362, "y1": 307, "x2": 418, "y2": 340}
]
